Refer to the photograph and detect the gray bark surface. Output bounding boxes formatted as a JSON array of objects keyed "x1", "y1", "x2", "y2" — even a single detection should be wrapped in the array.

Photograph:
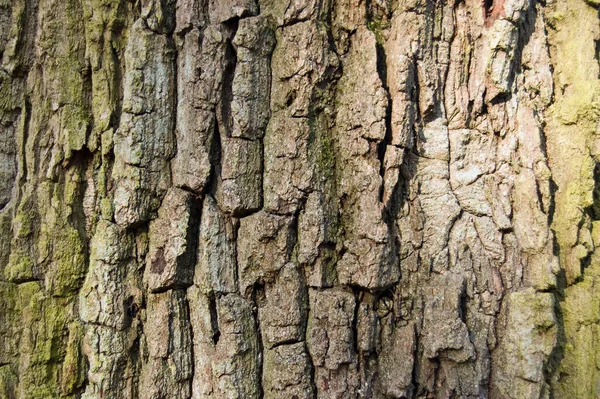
[{"x1": 1, "y1": 0, "x2": 600, "y2": 398}]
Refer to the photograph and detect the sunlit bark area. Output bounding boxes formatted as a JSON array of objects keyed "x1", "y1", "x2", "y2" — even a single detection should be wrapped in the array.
[{"x1": 1, "y1": 0, "x2": 600, "y2": 397}]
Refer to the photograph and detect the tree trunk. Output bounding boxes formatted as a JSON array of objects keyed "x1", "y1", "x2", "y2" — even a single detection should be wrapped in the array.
[{"x1": 1, "y1": 0, "x2": 599, "y2": 398}]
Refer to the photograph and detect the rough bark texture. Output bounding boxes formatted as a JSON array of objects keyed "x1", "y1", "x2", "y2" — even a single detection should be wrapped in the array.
[{"x1": 1, "y1": 0, "x2": 600, "y2": 398}]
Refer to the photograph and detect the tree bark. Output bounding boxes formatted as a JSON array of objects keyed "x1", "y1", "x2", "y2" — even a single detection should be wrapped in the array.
[{"x1": 1, "y1": 0, "x2": 600, "y2": 398}]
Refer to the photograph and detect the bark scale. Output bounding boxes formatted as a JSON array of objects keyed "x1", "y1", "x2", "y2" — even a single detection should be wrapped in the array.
[{"x1": 1, "y1": 0, "x2": 600, "y2": 398}]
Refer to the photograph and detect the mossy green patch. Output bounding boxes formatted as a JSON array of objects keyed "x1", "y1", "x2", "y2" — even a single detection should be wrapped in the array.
[
  {"x1": 16, "y1": 284, "x2": 74, "y2": 398},
  {"x1": 0, "y1": 72, "x2": 13, "y2": 111},
  {"x1": 60, "y1": 321, "x2": 87, "y2": 395},
  {"x1": 546, "y1": 0, "x2": 600, "y2": 395},
  {"x1": 60, "y1": 105, "x2": 90, "y2": 160},
  {"x1": 367, "y1": 17, "x2": 390, "y2": 46},
  {"x1": 5, "y1": 252, "x2": 34, "y2": 282},
  {"x1": 40, "y1": 169, "x2": 87, "y2": 297},
  {"x1": 554, "y1": 251, "x2": 600, "y2": 398},
  {"x1": 0, "y1": 365, "x2": 18, "y2": 399},
  {"x1": 12, "y1": 192, "x2": 36, "y2": 239}
]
